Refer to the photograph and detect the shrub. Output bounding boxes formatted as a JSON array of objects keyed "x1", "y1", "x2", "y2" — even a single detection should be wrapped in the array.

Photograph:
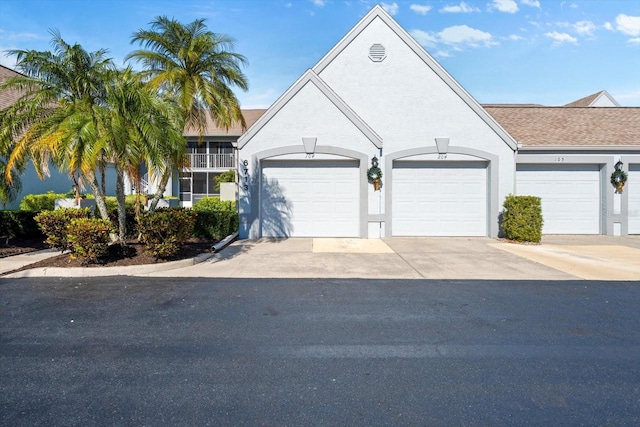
[
  {"x1": 0, "y1": 210, "x2": 43, "y2": 242},
  {"x1": 137, "y1": 208, "x2": 196, "y2": 258},
  {"x1": 20, "y1": 192, "x2": 68, "y2": 211},
  {"x1": 214, "y1": 169, "x2": 235, "y2": 192},
  {"x1": 193, "y1": 197, "x2": 238, "y2": 239},
  {"x1": 67, "y1": 218, "x2": 112, "y2": 263},
  {"x1": 35, "y1": 208, "x2": 91, "y2": 252},
  {"x1": 20, "y1": 191, "x2": 95, "y2": 211},
  {"x1": 501, "y1": 195, "x2": 543, "y2": 243},
  {"x1": 108, "y1": 206, "x2": 138, "y2": 238}
]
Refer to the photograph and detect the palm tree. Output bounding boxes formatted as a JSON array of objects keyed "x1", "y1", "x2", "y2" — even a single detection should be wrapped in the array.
[
  {"x1": 100, "y1": 67, "x2": 186, "y2": 240},
  {"x1": 0, "y1": 30, "x2": 113, "y2": 220},
  {"x1": 0, "y1": 158, "x2": 21, "y2": 208},
  {"x1": 126, "y1": 16, "x2": 249, "y2": 210}
]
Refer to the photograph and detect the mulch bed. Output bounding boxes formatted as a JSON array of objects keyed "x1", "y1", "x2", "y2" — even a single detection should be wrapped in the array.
[{"x1": 1, "y1": 237, "x2": 217, "y2": 274}]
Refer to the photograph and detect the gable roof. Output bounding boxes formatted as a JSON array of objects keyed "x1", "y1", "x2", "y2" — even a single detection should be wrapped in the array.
[
  {"x1": 564, "y1": 90, "x2": 620, "y2": 107},
  {"x1": 184, "y1": 109, "x2": 265, "y2": 137},
  {"x1": 237, "y1": 69, "x2": 383, "y2": 149},
  {"x1": 312, "y1": 5, "x2": 518, "y2": 151},
  {"x1": 0, "y1": 64, "x2": 25, "y2": 110},
  {"x1": 484, "y1": 106, "x2": 640, "y2": 148}
]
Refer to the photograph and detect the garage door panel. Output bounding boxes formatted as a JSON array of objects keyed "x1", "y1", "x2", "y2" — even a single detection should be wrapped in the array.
[
  {"x1": 516, "y1": 164, "x2": 600, "y2": 234},
  {"x1": 392, "y1": 161, "x2": 488, "y2": 236},
  {"x1": 261, "y1": 160, "x2": 359, "y2": 237},
  {"x1": 629, "y1": 165, "x2": 640, "y2": 234}
]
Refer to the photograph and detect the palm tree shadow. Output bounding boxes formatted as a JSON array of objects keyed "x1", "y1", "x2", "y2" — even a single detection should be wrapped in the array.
[{"x1": 239, "y1": 159, "x2": 293, "y2": 239}]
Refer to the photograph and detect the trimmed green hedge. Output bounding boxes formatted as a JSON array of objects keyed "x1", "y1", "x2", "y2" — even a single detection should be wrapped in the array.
[
  {"x1": 67, "y1": 218, "x2": 112, "y2": 263},
  {"x1": 192, "y1": 197, "x2": 238, "y2": 239},
  {"x1": 501, "y1": 195, "x2": 543, "y2": 243},
  {"x1": 19, "y1": 192, "x2": 178, "y2": 212},
  {"x1": 35, "y1": 208, "x2": 92, "y2": 252},
  {"x1": 137, "y1": 208, "x2": 197, "y2": 258},
  {"x1": 20, "y1": 192, "x2": 71, "y2": 211},
  {"x1": 0, "y1": 210, "x2": 43, "y2": 239}
]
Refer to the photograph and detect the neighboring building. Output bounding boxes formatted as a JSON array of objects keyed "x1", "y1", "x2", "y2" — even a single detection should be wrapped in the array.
[
  {"x1": 2, "y1": 6, "x2": 639, "y2": 237},
  {"x1": 564, "y1": 90, "x2": 621, "y2": 108},
  {"x1": 0, "y1": 65, "x2": 94, "y2": 209},
  {"x1": 175, "y1": 110, "x2": 264, "y2": 207}
]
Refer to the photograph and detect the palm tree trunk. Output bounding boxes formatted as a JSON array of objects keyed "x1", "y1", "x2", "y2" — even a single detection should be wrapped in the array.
[
  {"x1": 148, "y1": 169, "x2": 171, "y2": 212},
  {"x1": 115, "y1": 167, "x2": 127, "y2": 243},
  {"x1": 70, "y1": 173, "x2": 81, "y2": 206}
]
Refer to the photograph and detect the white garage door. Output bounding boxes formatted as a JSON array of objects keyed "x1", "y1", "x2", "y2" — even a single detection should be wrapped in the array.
[
  {"x1": 392, "y1": 161, "x2": 488, "y2": 236},
  {"x1": 516, "y1": 164, "x2": 601, "y2": 234},
  {"x1": 260, "y1": 160, "x2": 359, "y2": 237},
  {"x1": 628, "y1": 164, "x2": 640, "y2": 234}
]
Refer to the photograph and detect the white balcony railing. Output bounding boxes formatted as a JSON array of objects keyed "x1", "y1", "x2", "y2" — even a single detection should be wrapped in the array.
[{"x1": 189, "y1": 153, "x2": 234, "y2": 169}]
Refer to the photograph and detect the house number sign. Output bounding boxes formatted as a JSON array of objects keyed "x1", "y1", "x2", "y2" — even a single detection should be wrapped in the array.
[{"x1": 241, "y1": 159, "x2": 250, "y2": 191}]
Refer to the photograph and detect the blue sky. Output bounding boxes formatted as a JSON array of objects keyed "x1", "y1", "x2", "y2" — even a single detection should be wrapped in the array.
[{"x1": 1, "y1": 0, "x2": 639, "y2": 107}]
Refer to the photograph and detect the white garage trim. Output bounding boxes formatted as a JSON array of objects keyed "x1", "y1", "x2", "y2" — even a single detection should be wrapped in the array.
[
  {"x1": 385, "y1": 146, "x2": 500, "y2": 237},
  {"x1": 392, "y1": 161, "x2": 488, "y2": 236},
  {"x1": 516, "y1": 164, "x2": 602, "y2": 234},
  {"x1": 517, "y1": 155, "x2": 614, "y2": 235},
  {"x1": 261, "y1": 160, "x2": 360, "y2": 237},
  {"x1": 246, "y1": 145, "x2": 370, "y2": 238},
  {"x1": 625, "y1": 163, "x2": 640, "y2": 234}
]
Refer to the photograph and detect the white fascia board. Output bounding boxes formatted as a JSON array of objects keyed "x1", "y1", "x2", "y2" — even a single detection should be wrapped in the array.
[
  {"x1": 237, "y1": 69, "x2": 382, "y2": 149},
  {"x1": 312, "y1": 5, "x2": 518, "y2": 152}
]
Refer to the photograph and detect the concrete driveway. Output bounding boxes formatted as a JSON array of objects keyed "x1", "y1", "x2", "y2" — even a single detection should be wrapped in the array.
[{"x1": 143, "y1": 235, "x2": 640, "y2": 281}]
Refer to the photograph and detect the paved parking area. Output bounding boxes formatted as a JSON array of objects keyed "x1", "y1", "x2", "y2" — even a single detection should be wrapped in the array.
[
  {"x1": 142, "y1": 236, "x2": 640, "y2": 280},
  {"x1": 5, "y1": 236, "x2": 639, "y2": 280}
]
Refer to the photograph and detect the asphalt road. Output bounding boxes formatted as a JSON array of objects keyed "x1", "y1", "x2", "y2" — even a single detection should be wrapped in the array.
[{"x1": 1, "y1": 277, "x2": 640, "y2": 426}]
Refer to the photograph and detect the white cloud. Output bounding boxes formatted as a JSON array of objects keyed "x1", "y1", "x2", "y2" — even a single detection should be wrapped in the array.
[
  {"x1": 520, "y1": 0, "x2": 540, "y2": 7},
  {"x1": 409, "y1": 29, "x2": 438, "y2": 48},
  {"x1": 490, "y1": 0, "x2": 518, "y2": 14},
  {"x1": 440, "y1": 2, "x2": 480, "y2": 13},
  {"x1": 411, "y1": 24, "x2": 498, "y2": 53},
  {"x1": 311, "y1": 0, "x2": 325, "y2": 6},
  {"x1": 507, "y1": 34, "x2": 524, "y2": 40},
  {"x1": 381, "y1": 2, "x2": 399, "y2": 15},
  {"x1": 0, "y1": 50, "x2": 18, "y2": 69},
  {"x1": 574, "y1": 20, "x2": 596, "y2": 36},
  {"x1": 410, "y1": 4, "x2": 432, "y2": 15},
  {"x1": 629, "y1": 37, "x2": 640, "y2": 45},
  {"x1": 616, "y1": 14, "x2": 640, "y2": 37},
  {"x1": 434, "y1": 50, "x2": 452, "y2": 58},
  {"x1": 604, "y1": 22, "x2": 613, "y2": 31},
  {"x1": 545, "y1": 31, "x2": 577, "y2": 44},
  {"x1": 439, "y1": 25, "x2": 497, "y2": 47}
]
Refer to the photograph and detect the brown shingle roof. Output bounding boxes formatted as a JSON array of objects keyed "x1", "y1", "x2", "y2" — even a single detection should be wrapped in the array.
[
  {"x1": 183, "y1": 109, "x2": 267, "y2": 137},
  {"x1": 485, "y1": 106, "x2": 640, "y2": 147},
  {"x1": 0, "y1": 64, "x2": 25, "y2": 110},
  {"x1": 564, "y1": 90, "x2": 605, "y2": 107}
]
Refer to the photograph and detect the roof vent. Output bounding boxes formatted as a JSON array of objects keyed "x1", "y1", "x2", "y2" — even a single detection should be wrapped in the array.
[{"x1": 369, "y1": 44, "x2": 386, "y2": 62}]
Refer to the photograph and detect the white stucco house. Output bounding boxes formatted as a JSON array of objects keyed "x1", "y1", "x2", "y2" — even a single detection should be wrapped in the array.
[
  {"x1": 2, "y1": 6, "x2": 639, "y2": 238},
  {"x1": 235, "y1": 6, "x2": 640, "y2": 239}
]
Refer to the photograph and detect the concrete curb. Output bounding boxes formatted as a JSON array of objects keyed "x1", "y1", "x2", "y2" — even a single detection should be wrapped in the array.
[{"x1": 2, "y1": 232, "x2": 240, "y2": 278}]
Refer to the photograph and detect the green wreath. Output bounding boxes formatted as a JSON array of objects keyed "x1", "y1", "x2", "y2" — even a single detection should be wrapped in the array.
[
  {"x1": 610, "y1": 169, "x2": 628, "y2": 193},
  {"x1": 610, "y1": 169, "x2": 628, "y2": 187},
  {"x1": 367, "y1": 165, "x2": 382, "y2": 183}
]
